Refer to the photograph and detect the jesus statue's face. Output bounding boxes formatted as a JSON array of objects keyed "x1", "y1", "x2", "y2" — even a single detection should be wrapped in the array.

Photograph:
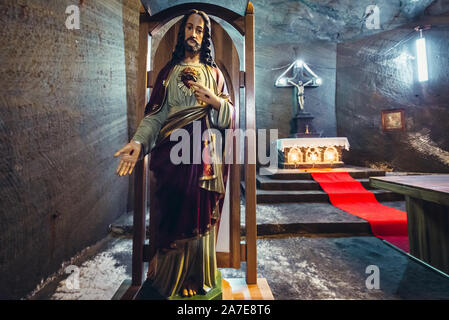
[{"x1": 184, "y1": 13, "x2": 204, "y2": 53}]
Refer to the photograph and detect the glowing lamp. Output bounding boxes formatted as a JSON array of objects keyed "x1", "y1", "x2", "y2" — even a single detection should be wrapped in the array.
[
  {"x1": 305, "y1": 148, "x2": 320, "y2": 163},
  {"x1": 287, "y1": 148, "x2": 302, "y2": 164},
  {"x1": 278, "y1": 78, "x2": 287, "y2": 86},
  {"x1": 416, "y1": 29, "x2": 428, "y2": 82},
  {"x1": 324, "y1": 147, "x2": 338, "y2": 163}
]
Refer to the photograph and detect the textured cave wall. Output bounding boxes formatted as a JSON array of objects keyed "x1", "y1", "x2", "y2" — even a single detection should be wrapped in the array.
[
  {"x1": 255, "y1": 41, "x2": 337, "y2": 138},
  {"x1": 251, "y1": 0, "x2": 447, "y2": 139},
  {"x1": 336, "y1": 14, "x2": 449, "y2": 172},
  {"x1": 0, "y1": 0, "x2": 140, "y2": 299},
  {"x1": 244, "y1": 0, "x2": 339, "y2": 138}
]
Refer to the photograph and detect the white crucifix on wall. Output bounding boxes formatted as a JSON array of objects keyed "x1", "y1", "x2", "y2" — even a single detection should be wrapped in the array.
[
  {"x1": 275, "y1": 60, "x2": 322, "y2": 115},
  {"x1": 275, "y1": 60, "x2": 322, "y2": 137}
]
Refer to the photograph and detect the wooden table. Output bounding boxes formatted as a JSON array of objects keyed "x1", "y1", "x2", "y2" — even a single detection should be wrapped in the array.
[{"x1": 370, "y1": 174, "x2": 449, "y2": 274}]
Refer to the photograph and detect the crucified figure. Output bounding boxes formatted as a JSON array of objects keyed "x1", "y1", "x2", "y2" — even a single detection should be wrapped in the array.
[{"x1": 288, "y1": 79, "x2": 312, "y2": 112}]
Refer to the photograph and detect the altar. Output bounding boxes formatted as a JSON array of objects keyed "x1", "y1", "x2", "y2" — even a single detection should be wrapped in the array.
[{"x1": 275, "y1": 137, "x2": 350, "y2": 169}]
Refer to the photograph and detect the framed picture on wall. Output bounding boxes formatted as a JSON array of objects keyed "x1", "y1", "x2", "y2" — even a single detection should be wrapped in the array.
[{"x1": 381, "y1": 109, "x2": 405, "y2": 131}]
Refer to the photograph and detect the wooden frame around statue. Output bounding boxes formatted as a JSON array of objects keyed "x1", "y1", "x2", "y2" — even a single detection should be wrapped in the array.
[{"x1": 114, "y1": 1, "x2": 257, "y2": 300}]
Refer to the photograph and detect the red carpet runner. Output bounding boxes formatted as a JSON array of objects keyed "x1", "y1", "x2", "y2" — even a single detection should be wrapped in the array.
[{"x1": 311, "y1": 171, "x2": 409, "y2": 252}]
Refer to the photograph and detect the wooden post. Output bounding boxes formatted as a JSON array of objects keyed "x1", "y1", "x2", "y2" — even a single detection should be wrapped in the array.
[
  {"x1": 244, "y1": 2, "x2": 257, "y2": 285},
  {"x1": 132, "y1": 158, "x2": 147, "y2": 286},
  {"x1": 210, "y1": 19, "x2": 242, "y2": 269},
  {"x1": 132, "y1": 18, "x2": 149, "y2": 288}
]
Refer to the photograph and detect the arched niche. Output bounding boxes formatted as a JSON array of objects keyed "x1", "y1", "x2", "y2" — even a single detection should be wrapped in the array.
[{"x1": 148, "y1": 14, "x2": 241, "y2": 270}]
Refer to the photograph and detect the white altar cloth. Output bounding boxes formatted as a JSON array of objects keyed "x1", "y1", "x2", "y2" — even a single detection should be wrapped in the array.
[{"x1": 275, "y1": 137, "x2": 350, "y2": 151}]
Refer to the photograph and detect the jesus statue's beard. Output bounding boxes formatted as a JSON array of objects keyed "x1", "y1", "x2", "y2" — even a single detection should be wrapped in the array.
[{"x1": 184, "y1": 38, "x2": 201, "y2": 53}]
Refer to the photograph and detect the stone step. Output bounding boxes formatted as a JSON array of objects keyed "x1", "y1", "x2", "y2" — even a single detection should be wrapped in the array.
[
  {"x1": 237, "y1": 201, "x2": 406, "y2": 237},
  {"x1": 109, "y1": 221, "x2": 372, "y2": 238},
  {"x1": 241, "y1": 182, "x2": 404, "y2": 203},
  {"x1": 240, "y1": 222, "x2": 373, "y2": 237},
  {"x1": 256, "y1": 175, "x2": 372, "y2": 191},
  {"x1": 259, "y1": 166, "x2": 386, "y2": 180}
]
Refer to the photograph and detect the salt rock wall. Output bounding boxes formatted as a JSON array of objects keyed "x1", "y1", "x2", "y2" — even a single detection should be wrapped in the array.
[
  {"x1": 0, "y1": 0, "x2": 140, "y2": 299},
  {"x1": 336, "y1": 14, "x2": 449, "y2": 172}
]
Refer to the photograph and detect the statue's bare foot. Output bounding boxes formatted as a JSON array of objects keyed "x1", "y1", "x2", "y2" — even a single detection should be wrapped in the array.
[{"x1": 181, "y1": 279, "x2": 199, "y2": 297}]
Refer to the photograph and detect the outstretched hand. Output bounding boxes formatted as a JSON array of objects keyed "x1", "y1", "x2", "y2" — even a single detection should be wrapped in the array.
[
  {"x1": 114, "y1": 141, "x2": 141, "y2": 176},
  {"x1": 189, "y1": 81, "x2": 221, "y2": 109}
]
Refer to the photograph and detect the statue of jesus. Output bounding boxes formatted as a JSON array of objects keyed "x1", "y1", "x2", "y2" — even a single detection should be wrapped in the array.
[{"x1": 114, "y1": 9, "x2": 234, "y2": 299}]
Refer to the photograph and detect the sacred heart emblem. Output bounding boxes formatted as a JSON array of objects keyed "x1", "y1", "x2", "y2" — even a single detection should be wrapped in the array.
[{"x1": 180, "y1": 67, "x2": 199, "y2": 89}]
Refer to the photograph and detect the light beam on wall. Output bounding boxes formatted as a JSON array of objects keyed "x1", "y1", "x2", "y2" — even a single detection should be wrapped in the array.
[{"x1": 416, "y1": 28, "x2": 428, "y2": 82}]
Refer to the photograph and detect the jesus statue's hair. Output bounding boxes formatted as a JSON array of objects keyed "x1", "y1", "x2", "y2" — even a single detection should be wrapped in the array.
[{"x1": 170, "y1": 9, "x2": 217, "y2": 68}]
